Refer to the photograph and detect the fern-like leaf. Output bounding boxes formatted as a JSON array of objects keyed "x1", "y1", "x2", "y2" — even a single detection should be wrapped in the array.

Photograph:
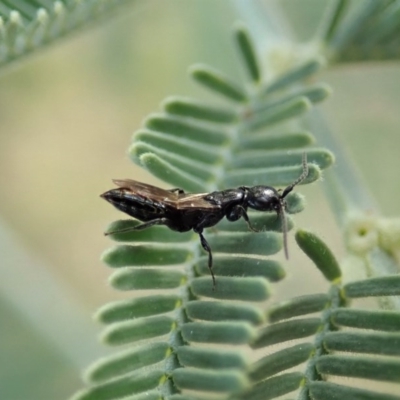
[
  {"x1": 0, "y1": 0, "x2": 131, "y2": 69},
  {"x1": 72, "y1": 23, "x2": 335, "y2": 400},
  {"x1": 320, "y1": 0, "x2": 400, "y2": 63},
  {"x1": 241, "y1": 229, "x2": 400, "y2": 400},
  {"x1": 68, "y1": 0, "x2": 400, "y2": 397}
]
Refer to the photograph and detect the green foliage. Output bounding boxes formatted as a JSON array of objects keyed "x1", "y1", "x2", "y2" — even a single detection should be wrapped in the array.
[
  {"x1": 321, "y1": 0, "x2": 400, "y2": 63},
  {"x1": 71, "y1": 2, "x2": 400, "y2": 400},
  {"x1": 0, "y1": 0, "x2": 132, "y2": 69},
  {"x1": 295, "y1": 230, "x2": 342, "y2": 282}
]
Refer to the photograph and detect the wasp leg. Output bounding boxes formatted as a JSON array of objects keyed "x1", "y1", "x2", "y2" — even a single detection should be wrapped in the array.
[
  {"x1": 169, "y1": 188, "x2": 185, "y2": 194},
  {"x1": 105, "y1": 218, "x2": 168, "y2": 236},
  {"x1": 194, "y1": 227, "x2": 216, "y2": 288},
  {"x1": 227, "y1": 205, "x2": 260, "y2": 232},
  {"x1": 240, "y1": 208, "x2": 261, "y2": 232}
]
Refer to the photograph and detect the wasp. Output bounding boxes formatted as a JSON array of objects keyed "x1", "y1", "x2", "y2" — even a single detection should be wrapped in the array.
[{"x1": 101, "y1": 154, "x2": 309, "y2": 287}]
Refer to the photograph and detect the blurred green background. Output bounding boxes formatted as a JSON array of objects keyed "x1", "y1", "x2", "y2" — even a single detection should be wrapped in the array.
[{"x1": 0, "y1": 0, "x2": 399, "y2": 398}]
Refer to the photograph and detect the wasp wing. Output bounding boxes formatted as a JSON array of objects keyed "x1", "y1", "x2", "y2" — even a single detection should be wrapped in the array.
[
  {"x1": 176, "y1": 193, "x2": 220, "y2": 211},
  {"x1": 112, "y1": 179, "x2": 219, "y2": 211},
  {"x1": 112, "y1": 179, "x2": 181, "y2": 203}
]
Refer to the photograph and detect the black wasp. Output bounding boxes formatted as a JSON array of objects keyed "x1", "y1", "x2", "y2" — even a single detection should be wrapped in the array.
[{"x1": 101, "y1": 154, "x2": 309, "y2": 287}]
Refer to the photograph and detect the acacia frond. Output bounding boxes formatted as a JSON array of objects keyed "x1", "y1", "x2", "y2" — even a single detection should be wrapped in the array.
[
  {"x1": 0, "y1": 0, "x2": 131, "y2": 69},
  {"x1": 320, "y1": 0, "x2": 400, "y2": 63}
]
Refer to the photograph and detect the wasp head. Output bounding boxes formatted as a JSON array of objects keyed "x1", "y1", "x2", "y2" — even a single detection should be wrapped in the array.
[
  {"x1": 246, "y1": 154, "x2": 309, "y2": 259},
  {"x1": 247, "y1": 186, "x2": 283, "y2": 213}
]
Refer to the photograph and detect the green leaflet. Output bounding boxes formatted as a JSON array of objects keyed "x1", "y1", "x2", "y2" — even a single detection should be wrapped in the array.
[
  {"x1": 181, "y1": 321, "x2": 255, "y2": 345},
  {"x1": 95, "y1": 294, "x2": 180, "y2": 323},
  {"x1": 261, "y1": 58, "x2": 325, "y2": 95},
  {"x1": 225, "y1": 163, "x2": 320, "y2": 188},
  {"x1": 167, "y1": 395, "x2": 203, "y2": 400},
  {"x1": 145, "y1": 114, "x2": 229, "y2": 145},
  {"x1": 102, "y1": 244, "x2": 190, "y2": 267},
  {"x1": 110, "y1": 268, "x2": 185, "y2": 290},
  {"x1": 172, "y1": 368, "x2": 248, "y2": 393},
  {"x1": 331, "y1": 308, "x2": 400, "y2": 331},
  {"x1": 176, "y1": 346, "x2": 247, "y2": 369},
  {"x1": 316, "y1": 355, "x2": 400, "y2": 383},
  {"x1": 245, "y1": 97, "x2": 312, "y2": 132},
  {"x1": 249, "y1": 343, "x2": 314, "y2": 381},
  {"x1": 295, "y1": 230, "x2": 342, "y2": 282},
  {"x1": 344, "y1": 275, "x2": 400, "y2": 297},
  {"x1": 186, "y1": 300, "x2": 264, "y2": 324},
  {"x1": 239, "y1": 131, "x2": 315, "y2": 151},
  {"x1": 237, "y1": 372, "x2": 304, "y2": 400},
  {"x1": 190, "y1": 64, "x2": 248, "y2": 102},
  {"x1": 309, "y1": 381, "x2": 400, "y2": 400},
  {"x1": 252, "y1": 318, "x2": 322, "y2": 349},
  {"x1": 85, "y1": 342, "x2": 171, "y2": 383},
  {"x1": 323, "y1": 331, "x2": 400, "y2": 356},
  {"x1": 71, "y1": 369, "x2": 165, "y2": 400},
  {"x1": 190, "y1": 276, "x2": 270, "y2": 302},
  {"x1": 163, "y1": 96, "x2": 237, "y2": 123},
  {"x1": 105, "y1": 221, "x2": 192, "y2": 243},
  {"x1": 232, "y1": 147, "x2": 333, "y2": 170},
  {"x1": 268, "y1": 293, "x2": 330, "y2": 322},
  {"x1": 195, "y1": 255, "x2": 285, "y2": 281},
  {"x1": 234, "y1": 23, "x2": 261, "y2": 83},
  {"x1": 101, "y1": 315, "x2": 175, "y2": 346}
]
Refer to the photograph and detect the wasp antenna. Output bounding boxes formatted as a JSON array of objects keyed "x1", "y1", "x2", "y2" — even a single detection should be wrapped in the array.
[
  {"x1": 281, "y1": 153, "x2": 309, "y2": 199},
  {"x1": 279, "y1": 200, "x2": 289, "y2": 259},
  {"x1": 104, "y1": 226, "x2": 138, "y2": 236}
]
